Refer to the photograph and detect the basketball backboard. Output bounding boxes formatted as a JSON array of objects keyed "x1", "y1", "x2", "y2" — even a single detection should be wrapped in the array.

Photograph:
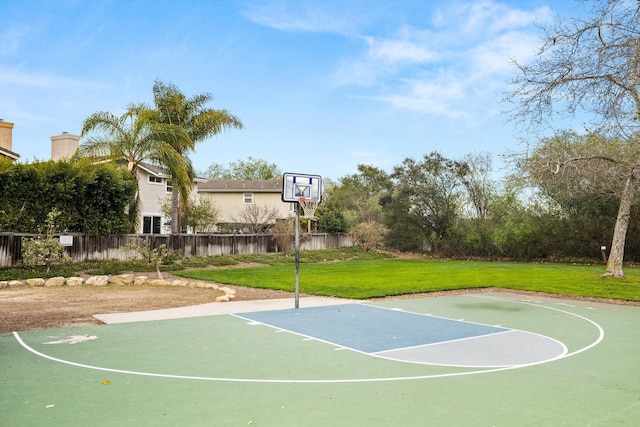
[{"x1": 281, "y1": 173, "x2": 322, "y2": 203}]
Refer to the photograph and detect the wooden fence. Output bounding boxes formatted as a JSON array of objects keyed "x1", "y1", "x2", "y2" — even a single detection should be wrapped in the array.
[{"x1": 0, "y1": 233, "x2": 353, "y2": 267}]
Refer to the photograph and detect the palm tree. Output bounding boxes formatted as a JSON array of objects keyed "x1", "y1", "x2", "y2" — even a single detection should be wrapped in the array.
[
  {"x1": 152, "y1": 80, "x2": 243, "y2": 233},
  {"x1": 78, "y1": 105, "x2": 190, "y2": 233}
]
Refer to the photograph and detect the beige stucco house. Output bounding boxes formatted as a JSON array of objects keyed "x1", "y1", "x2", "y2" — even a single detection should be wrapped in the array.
[{"x1": 198, "y1": 179, "x2": 292, "y2": 228}]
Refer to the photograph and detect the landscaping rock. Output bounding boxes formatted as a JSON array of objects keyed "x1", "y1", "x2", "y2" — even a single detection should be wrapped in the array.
[
  {"x1": 134, "y1": 276, "x2": 148, "y2": 286},
  {"x1": 8, "y1": 280, "x2": 23, "y2": 287},
  {"x1": 66, "y1": 277, "x2": 84, "y2": 286},
  {"x1": 215, "y1": 295, "x2": 231, "y2": 302},
  {"x1": 189, "y1": 281, "x2": 218, "y2": 289},
  {"x1": 149, "y1": 279, "x2": 171, "y2": 286},
  {"x1": 0, "y1": 281, "x2": 8, "y2": 288},
  {"x1": 86, "y1": 275, "x2": 110, "y2": 286},
  {"x1": 219, "y1": 286, "x2": 236, "y2": 297},
  {"x1": 109, "y1": 274, "x2": 135, "y2": 286},
  {"x1": 45, "y1": 277, "x2": 66, "y2": 287},
  {"x1": 171, "y1": 280, "x2": 189, "y2": 287},
  {"x1": 26, "y1": 278, "x2": 46, "y2": 287}
]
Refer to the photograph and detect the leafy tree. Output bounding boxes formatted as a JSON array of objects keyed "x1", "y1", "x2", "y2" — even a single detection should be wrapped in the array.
[
  {"x1": 152, "y1": 80, "x2": 243, "y2": 233},
  {"x1": 203, "y1": 156, "x2": 281, "y2": 180},
  {"x1": 515, "y1": 131, "x2": 627, "y2": 257},
  {"x1": 507, "y1": 0, "x2": 640, "y2": 277},
  {"x1": 320, "y1": 165, "x2": 391, "y2": 231},
  {"x1": 78, "y1": 105, "x2": 189, "y2": 232},
  {"x1": 160, "y1": 195, "x2": 219, "y2": 233},
  {"x1": 383, "y1": 152, "x2": 468, "y2": 253}
]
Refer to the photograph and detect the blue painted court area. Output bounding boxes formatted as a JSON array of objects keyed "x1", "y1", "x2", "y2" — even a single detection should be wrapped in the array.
[{"x1": 235, "y1": 303, "x2": 508, "y2": 354}]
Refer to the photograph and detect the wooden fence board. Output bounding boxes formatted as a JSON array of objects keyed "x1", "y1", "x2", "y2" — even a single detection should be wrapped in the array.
[{"x1": 0, "y1": 233, "x2": 352, "y2": 267}]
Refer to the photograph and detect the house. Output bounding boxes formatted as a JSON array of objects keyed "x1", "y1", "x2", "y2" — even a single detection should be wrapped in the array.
[
  {"x1": 136, "y1": 162, "x2": 206, "y2": 234},
  {"x1": 198, "y1": 179, "x2": 292, "y2": 228},
  {"x1": 0, "y1": 120, "x2": 19, "y2": 161}
]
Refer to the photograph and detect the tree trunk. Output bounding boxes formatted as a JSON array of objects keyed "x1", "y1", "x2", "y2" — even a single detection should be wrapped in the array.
[
  {"x1": 171, "y1": 187, "x2": 180, "y2": 234},
  {"x1": 603, "y1": 171, "x2": 639, "y2": 278}
]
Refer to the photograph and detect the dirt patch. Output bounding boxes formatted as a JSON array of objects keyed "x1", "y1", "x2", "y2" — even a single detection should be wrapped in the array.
[{"x1": 0, "y1": 271, "x2": 293, "y2": 332}]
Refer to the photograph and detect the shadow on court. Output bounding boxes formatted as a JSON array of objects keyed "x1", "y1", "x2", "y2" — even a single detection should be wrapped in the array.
[{"x1": 1, "y1": 292, "x2": 639, "y2": 426}]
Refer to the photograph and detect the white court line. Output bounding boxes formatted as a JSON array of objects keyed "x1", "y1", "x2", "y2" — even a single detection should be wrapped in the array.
[{"x1": 11, "y1": 296, "x2": 604, "y2": 384}]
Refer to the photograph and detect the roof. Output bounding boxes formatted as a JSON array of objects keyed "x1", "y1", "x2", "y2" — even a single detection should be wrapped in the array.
[
  {"x1": 198, "y1": 179, "x2": 283, "y2": 193},
  {"x1": 0, "y1": 147, "x2": 20, "y2": 160},
  {"x1": 138, "y1": 161, "x2": 208, "y2": 183}
]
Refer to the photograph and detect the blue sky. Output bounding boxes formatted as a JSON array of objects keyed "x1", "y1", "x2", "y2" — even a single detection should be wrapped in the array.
[{"x1": 1, "y1": 0, "x2": 582, "y2": 181}]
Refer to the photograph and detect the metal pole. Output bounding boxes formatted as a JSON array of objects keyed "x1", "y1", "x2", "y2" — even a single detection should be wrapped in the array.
[{"x1": 294, "y1": 202, "x2": 300, "y2": 309}]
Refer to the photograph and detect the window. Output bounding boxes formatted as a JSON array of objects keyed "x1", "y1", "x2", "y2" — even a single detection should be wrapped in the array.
[
  {"x1": 166, "y1": 180, "x2": 173, "y2": 193},
  {"x1": 143, "y1": 216, "x2": 162, "y2": 234},
  {"x1": 148, "y1": 175, "x2": 162, "y2": 184},
  {"x1": 243, "y1": 192, "x2": 254, "y2": 204}
]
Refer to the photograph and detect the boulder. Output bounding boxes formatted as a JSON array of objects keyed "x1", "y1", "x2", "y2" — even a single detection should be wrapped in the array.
[
  {"x1": 86, "y1": 275, "x2": 110, "y2": 286},
  {"x1": 8, "y1": 280, "x2": 23, "y2": 287},
  {"x1": 190, "y1": 281, "x2": 218, "y2": 289},
  {"x1": 219, "y1": 286, "x2": 236, "y2": 297},
  {"x1": 149, "y1": 279, "x2": 171, "y2": 286},
  {"x1": 26, "y1": 278, "x2": 46, "y2": 287},
  {"x1": 109, "y1": 274, "x2": 134, "y2": 286},
  {"x1": 215, "y1": 295, "x2": 231, "y2": 302},
  {"x1": 45, "y1": 277, "x2": 66, "y2": 287},
  {"x1": 66, "y1": 277, "x2": 84, "y2": 286},
  {"x1": 0, "y1": 281, "x2": 8, "y2": 289},
  {"x1": 171, "y1": 280, "x2": 189, "y2": 287},
  {"x1": 134, "y1": 276, "x2": 148, "y2": 286}
]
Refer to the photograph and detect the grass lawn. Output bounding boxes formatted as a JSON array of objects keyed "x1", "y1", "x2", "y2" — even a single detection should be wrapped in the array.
[{"x1": 174, "y1": 257, "x2": 640, "y2": 301}]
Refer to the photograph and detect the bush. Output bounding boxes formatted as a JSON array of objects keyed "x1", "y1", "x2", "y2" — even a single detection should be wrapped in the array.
[
  {"x1": 21, "y1": 209, "x2": 68, "y2": 272},
  {"x1": 348, "y1": 221, "x2": 387, "y2": 252}
]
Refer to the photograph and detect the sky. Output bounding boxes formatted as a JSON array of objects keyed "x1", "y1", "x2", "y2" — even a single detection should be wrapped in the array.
[{"x1": 1, "y1": 0, "x2": 584, "y2": 182}]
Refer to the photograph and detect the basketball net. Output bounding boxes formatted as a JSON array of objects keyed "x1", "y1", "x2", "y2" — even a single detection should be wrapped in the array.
[{"x1": 298, "y1": 198, "x2": 319, "y2": 219}]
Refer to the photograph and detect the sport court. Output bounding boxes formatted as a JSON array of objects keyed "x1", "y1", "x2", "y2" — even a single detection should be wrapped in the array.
[{"x1": 1, "y1": 292, "x2": 639, "y2": 426}]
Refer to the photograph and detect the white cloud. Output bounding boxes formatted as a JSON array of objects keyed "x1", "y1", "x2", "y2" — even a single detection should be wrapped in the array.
[
  {"x1": 333, "y1": 1, "x2": 550, "y2": 118},
  {"x1": 365, "y1": 36, "x2": 437, "y2": 64},
  {"x1": 240, "y1": 0, "x2": 356, "y2": 35},
  {"x1": 380, "y1": 79, "x2": 467, "y2": 119}
]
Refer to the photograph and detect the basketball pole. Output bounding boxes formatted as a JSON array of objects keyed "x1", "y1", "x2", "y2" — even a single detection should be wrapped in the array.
[{"x1": 294, "y1": 201, "x2": 301, "y2": 309}]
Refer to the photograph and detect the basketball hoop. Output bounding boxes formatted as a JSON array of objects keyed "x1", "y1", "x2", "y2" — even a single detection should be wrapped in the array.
[{"x1": 298, "y1": 198, "x2": 319, "y2": 219}]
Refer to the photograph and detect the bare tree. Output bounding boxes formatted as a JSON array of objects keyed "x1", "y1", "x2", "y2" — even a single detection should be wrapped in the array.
[
  {"x1": 232, "y1": 204, "x2": 280, "y2": 234},
  {"x1": 506, "y1": 0, "x2": 640, "y2": 277}
]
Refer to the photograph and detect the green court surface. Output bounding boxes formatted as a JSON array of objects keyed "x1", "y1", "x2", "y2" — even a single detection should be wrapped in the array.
[{"x1": 1, "y1": 292, "x2": 639, "y2": 426}]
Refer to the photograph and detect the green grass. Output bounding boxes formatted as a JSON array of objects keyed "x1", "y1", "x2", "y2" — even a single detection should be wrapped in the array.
[{"x1": 174, "y1": 258, "x2": 640, "y2": 301}]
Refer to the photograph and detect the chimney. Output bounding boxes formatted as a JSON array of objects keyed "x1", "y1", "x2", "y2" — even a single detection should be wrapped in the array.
[
  {"x1": 51, "y1": 132, "x2": 80, "y2": 161},
  {"x1": 0, "y1": 120, "x2": 14, "y2": 152}
]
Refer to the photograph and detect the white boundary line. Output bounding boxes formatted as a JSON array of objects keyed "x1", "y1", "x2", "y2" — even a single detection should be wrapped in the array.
[{"x1": 11, "y1": 296, "x2": 605, "y2": 384}]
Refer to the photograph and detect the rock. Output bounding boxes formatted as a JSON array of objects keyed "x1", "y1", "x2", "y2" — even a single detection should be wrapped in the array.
[
  {"x1": 149, "y1": 279, "x2": 171, "y2": 286},
  {"x1": 190, "y1": 281, "x2": 218, "y2": 289},
  {"x1": 109, "y1": 274, "x2": 134, "y2": 286},
  {"x1": 134, "y1": 276, "x2": 148, "y2": 286},
  {"x1": 86, "y1": 275, "x2": 110, "y2": 286},
  {"x1": 219, "y1": 286, "x2": 236, "y2": 297},
  {"x1": 66, "y1": 277, "x2": 84, "y2": 286},
  {"x1": 215, "y1": 295, "x2": 231, "y2": 302},
  {"x1": 171, "y1": 280, "x2": 189, "y2": 287},
  {"x1": 0, "y1": 281, "x2": 8, "y2": 288},
  {"x1": 8, "y1": 280, "x2": 23, "y2": 287},
  {"x1": 45, "y1": 277, "x2": 66, "y2": 287},
  {"x1": 26, "y1": 278, "x2": 46, "y2": 287}
]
